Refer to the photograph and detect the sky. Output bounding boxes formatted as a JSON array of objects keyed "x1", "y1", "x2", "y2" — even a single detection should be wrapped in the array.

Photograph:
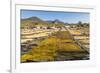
[{"x1": 21, "y1": 9, "x2": 90, "y2": 23}]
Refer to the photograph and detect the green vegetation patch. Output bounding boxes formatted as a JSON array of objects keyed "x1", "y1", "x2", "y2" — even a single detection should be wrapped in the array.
[{"x1": 21, "y1": 31, "x2": 86, "y2": 62}]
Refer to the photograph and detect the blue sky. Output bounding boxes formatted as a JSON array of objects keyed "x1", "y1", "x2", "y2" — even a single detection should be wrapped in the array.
[{"x1": 21, "y1": 9, "x2": 90, "y2": 23}]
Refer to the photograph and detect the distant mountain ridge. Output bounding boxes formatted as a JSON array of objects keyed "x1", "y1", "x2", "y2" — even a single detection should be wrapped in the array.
[
  {"x1": 21, "y1": 16, "x2": 65, "y2": 24},
  {"x1": 21, "y1": 16, "x2": 66, "y2": 28},
  {"x1": 46, "y1": 19, "x2": 64, "y2": 24}
]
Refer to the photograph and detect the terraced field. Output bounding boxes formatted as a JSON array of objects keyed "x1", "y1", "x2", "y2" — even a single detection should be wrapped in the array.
[{"x1": 21, "y1": 28, "x2": 89, "y2": 63}]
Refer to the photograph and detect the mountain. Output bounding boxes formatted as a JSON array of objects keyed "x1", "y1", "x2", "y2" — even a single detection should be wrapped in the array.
[
  {"x1": 21, "y1": 17, "x2": 47, "y2": 24},
  {"x1": 53, "y1": 19, "x2": 64, "y2": 24},
  {"x1": 46, "y1": 19, "x2": 64, "y2": 24},
  {"x1": 21, "y1": 17, "x2": 65, "y2": 28}
]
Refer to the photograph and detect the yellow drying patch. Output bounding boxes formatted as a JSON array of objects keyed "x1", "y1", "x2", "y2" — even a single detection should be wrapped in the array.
[{"x1": 21, "y1": 54, "x2": 33, "y2": 62}]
